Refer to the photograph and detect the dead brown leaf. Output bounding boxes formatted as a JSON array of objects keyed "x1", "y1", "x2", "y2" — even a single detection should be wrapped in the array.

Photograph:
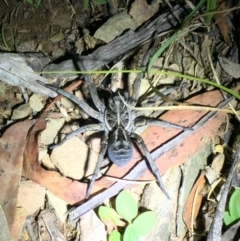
[
  {"x1": 21, "y1": 80, "x2": 86, "y2": 204},
  {"x1": 0, "y1": 120, "x2": 36, "y2": 233},
  {"x1": 23, "y1": 117, "x2": 85, "y2": 204},
  {"x1": 17, "y1": 181, "x2": 46, "y2": 216},
  {"x1": 183, "y1": 171, "x2": 206, "y2": 230},
  {"x1": 214, "y1": 0, "x2": 232, "y2": 46}
]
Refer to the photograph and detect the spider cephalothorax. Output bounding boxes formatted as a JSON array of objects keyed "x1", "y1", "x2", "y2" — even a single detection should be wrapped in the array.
[
  {"x1": 37, "y1": 42, "x2": 190, "y2": 200},
  {"x1": 105, "y1": 91, "x2": 132, "y2": 130}
]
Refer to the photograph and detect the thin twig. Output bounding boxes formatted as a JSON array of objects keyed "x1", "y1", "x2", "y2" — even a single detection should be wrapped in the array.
[{"x1": 206, "y1": 143, "x2": 240, "y2": 241}]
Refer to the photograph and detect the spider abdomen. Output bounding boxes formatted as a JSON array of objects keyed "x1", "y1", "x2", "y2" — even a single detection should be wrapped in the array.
[{"x1": 107, "y1": 126, "x2": 133, "y2": 166}]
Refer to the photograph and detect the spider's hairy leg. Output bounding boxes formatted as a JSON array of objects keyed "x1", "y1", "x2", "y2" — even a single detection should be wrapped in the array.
[
  {"x1": 134, "y1": 118, "x2": 193, "y2": 131},
  {"x1": 36, "y1": 80, "x2": 101, "y2": 120},
  {"x1": 130, "y1": 132, "x2": 170, "y2": 199},
  {"x1": 50, "y1": 124, "x2": 104, "y2": 149},
  {"x1": 74, "y1": 60, "x2": 106, "y2": 113},
  {"x1": 86, "y1": 133, "x2": 108, "y2": 199}
]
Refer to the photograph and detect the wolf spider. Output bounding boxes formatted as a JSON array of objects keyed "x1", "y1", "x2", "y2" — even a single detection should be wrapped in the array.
[{"x1": 37, "y1": 43, "x2": 190, "y2": 199}]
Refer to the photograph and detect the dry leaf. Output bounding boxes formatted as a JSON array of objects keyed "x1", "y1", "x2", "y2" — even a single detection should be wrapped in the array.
[
  {"x1": 218, "y1": 55, "x2": 240, "y2": 78},
  {"x1": 23, "y1": 117, "x2": 86, "y2": 204},
  {"x1": 205, "y1": 153, "x2": 225, "y2": 201},
  {"x1": 183, "y1": 172, "x2": 206, "y2": 229},
  {"x1": 214, "y1": 0, "x2": 232, "y2": 46},
  {"x1": 0, "y1": 120, "x2": 36, "y2": 233}
]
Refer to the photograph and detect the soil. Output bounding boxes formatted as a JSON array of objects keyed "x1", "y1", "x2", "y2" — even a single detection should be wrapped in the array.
[
  {"x1": 0, "y1": 1, "x2": 240, "y2": 241},
  {"x1": 1, "y1": 0, "x2": 74, "y2": 53}
]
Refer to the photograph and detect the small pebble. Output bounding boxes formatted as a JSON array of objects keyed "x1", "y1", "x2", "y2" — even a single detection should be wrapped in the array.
[
  {"x1": 29, "y1": 94, "x2": 44, "y2": 112},
  {"x1": 40, "y1": 118, "x2": 65, "y2": 145},
  {"x1": 11, "y1": 103, "x2": 31, "y2": 120},
  {"x1": 23, "y1": 11, "x2": 30, "y2": 19}
]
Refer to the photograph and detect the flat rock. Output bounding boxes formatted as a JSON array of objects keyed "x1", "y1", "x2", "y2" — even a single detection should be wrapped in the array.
[
  {"x1": 94, "y1": 11, "x2": 136, "y2": 43},
  {"x1": 50, "y1": 136, "x2": 98, "y2": 180},
  {"x1": 140, "y1": 167, "x2": 181, "y2": 241},
  {"x1": 29, "y1": 93, "x2": 44, "y2": 112},
  {"x1": 47, "y1": 191, "x2": 68, "y2": 223},
  {"x1": 79, "y1": 210, "x2": 107, "y2": 241},
  {"x1": 11, "y1": 103, "x2": 31, "y2": 120},
  {"x1": 40, "y1": 118, "x2": 65, "y2": 145}
]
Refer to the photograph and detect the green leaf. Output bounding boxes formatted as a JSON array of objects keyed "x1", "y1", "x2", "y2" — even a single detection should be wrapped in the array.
[
  {"x1": 224, "y1": 211, "x2": 237, "y2": 226},
  {"x1": 116, "y1": 190, "x2": 138, "y2": 223},
  {"x1": 123, "y1": 224, "x2": 138, "y2": 241},
  {"x1": 109, "y1": 230, "x2": 121, "y2": 241},
  {"x1": 83, "y1": 0, "x2": 89, "y2": 10},
  {"x1": 26, "y1": 0, "x2": 41, "y2": 8},
  {"x1": 98, "y1": 206, "x2": 125, "y2": 229},
  {"x1": 229, "y1": 189, "x2": 240, "y2": 219},
  {"x1": 205, "y1": 0, "x2": 217, "y2": 26},
  {"x1": 132, "y1": 211, "x2": 156, "y2": 236},
  {"x1": 223, "y1": 189, "x2": 240, "y2": 226}
]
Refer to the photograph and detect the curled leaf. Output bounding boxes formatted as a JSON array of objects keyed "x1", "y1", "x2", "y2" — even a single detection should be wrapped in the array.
[{"x1": 98, "y1": 206, "x2": 125, "y2": 233}]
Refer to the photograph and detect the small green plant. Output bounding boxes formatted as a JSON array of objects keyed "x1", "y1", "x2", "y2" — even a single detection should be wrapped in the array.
[
  {"x1": 25, "y1": 0, "x2": 41, "y2": 8},
  {"x1": 1, "y1": 13, "x2": 15, "y2": 51},
  {"x1": 224, "y1": 188, "x2": 240, "y2": 226},
  {"x1": 205, "y1": 0, "x2": 217, "y2": 26},
  {"x1": 98, "y1": 190, "x2": 156, "y2": 241}
]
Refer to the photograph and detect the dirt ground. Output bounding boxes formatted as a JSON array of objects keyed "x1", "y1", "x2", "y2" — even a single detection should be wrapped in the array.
[
  {"x1": 1, "y1": 1, "x2": 240, "y2": 241},
  {"x1": 1, "y1": 0, "x2": 72, "y2": 50}
]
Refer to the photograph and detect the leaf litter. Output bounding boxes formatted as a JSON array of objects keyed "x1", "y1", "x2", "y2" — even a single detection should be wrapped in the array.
[{"x1": 0, "y1": 0, "x2": 240, "y2": 240}]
